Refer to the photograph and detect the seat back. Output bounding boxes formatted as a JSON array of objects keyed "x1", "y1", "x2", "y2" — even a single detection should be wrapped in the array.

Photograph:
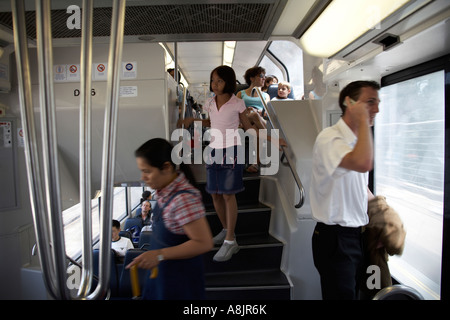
[
  {"x1": 124, "y1": 218, "x2": 143, "y2": 244},
  {"x1": 118, "y1": 249, "x2": 148, "y2": 298},
  {"x1": 138, "y1": 231, "x2": 152, "y2": 250},
  {"x1": 92, "y1": 249, "x2": 120, "y2": 297},
  {"x1": 119, "y1": 230, "x2": 132, "y2": 240},
  {"x1": 235, "y1": 83, "x2": 249, "y2": 95},
  {"x1": 124, "y1": 217, "x2": 143, "y2": 231}
]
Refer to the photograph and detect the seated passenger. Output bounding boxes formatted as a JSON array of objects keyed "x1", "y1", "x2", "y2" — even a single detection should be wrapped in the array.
[
  {"x1": 134, "y1": 190, "x2": 152, "y2": 216},
  {"x1": 262, "y1": 75, "x2": 278, "y2": 92},
  {"x1": 236, "y1": 66, "x2": 271, "y2": 117},
  {"x1": 112, "y1": 219, "x2": 134, "y2": 262},
  {"x1": 237, "y1": 66, "x2": 270, "y2": 173},
  {"x1": 271, "y1": 81, "x2": 293, "y2": 101},
  {"x1": 135, "y1": 200, "x2": 152, "y2": 228}
]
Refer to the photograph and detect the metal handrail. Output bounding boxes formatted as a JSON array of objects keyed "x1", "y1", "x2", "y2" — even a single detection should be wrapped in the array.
[
  {"x1": 372, "y1": 285, "x2": 424, "y2": 300},
  {"x1": 77, "y1": 0, "x2": 94, "y2": 299},
  {"x1": 35, "y1": 0, "x2": 70, "y2": 299},
  {"x1": 87, "y1": 0, "x2": 126, "y2": 300},
  {"x1": 252, "y1": 87, "x2": 305, "y2": 209},
  {"x1": 11, "y1": 0, "x2": 127, "y2": 299},
  {"x1": 12, "y1": 0, "x2": 59, "y2": 298}
]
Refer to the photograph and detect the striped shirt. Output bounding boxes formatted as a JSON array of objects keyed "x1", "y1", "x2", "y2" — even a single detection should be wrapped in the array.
[{"x1": 154, "y1": 172, "x2": 205, "y2": 234}]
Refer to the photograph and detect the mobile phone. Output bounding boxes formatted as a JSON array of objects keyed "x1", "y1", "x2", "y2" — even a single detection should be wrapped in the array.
[{"x1": 343, "y1": 98, "x2": 356, "y2": 107}]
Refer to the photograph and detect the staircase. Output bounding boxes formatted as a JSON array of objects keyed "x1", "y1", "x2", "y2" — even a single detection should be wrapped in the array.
[{"x1": 191, "y1": 165, "x2": 291, "y2": 300}]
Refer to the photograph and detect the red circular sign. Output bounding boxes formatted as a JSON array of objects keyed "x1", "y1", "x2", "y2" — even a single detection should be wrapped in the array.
[{"x1": 97, "y1": 64, "x2": 105, "y2": 72}]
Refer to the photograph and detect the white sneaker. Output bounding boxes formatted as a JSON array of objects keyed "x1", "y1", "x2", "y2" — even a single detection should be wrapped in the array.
[
  {"x1": 213, "y1": 240, "x2": 239, "y2": 262},
  {"x1": 213, "y1": 229, "x2": 227, "y2": 245}
]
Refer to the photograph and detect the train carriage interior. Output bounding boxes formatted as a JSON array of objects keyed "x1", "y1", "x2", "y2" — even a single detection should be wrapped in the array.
[{"x1": 0, "y1": 0, "x2": 449, "y2": 302}]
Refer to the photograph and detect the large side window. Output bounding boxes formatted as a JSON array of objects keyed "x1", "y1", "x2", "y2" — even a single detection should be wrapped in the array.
[
  {"x1": 63, "y1": 186, "x2": 143, "y2": 259},
  {"x1": 375, "y1": 67, "x2": 445, "y2": 300},
  {"x1": 259, "y1": 40, "x2": 304, "y2": 99}
]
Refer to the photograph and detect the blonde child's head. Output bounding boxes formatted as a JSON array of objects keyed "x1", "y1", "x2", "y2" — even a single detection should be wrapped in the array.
[{"x1": 277, "y1": 81, "x2": 291, "y2": 99}]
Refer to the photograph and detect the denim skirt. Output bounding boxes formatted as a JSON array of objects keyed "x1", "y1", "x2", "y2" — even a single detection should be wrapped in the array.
[{"x1": 205, "y1": 145, "x2": 245, "y2": 195}]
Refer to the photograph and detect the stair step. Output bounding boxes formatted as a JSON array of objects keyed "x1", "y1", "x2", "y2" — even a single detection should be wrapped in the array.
[
  {"x1": 205, "y1": 269, "x2": 291, "y2": 300},
  {"x1": 186, "y1": 164, "x2": 290, "y2": 300},
  {"x1": 203, "y1": 235, "x2": 283, "y2": 273},
  {"x1": 206, "y1": 204, "x2": 272, "y2": 236}
]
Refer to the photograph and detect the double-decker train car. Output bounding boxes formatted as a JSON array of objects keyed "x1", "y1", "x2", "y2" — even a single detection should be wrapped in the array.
[{"x1": 0, "y1": 0, "x2": 449, "y2": 303}]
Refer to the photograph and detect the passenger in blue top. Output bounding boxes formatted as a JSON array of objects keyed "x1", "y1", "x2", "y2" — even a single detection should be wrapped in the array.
[
  {"x1": 236, "y1": 66, "x2": 271, "y2": 116},
  {"x1": 237, "y1": 66, "x2": 271, "y2": 173}
]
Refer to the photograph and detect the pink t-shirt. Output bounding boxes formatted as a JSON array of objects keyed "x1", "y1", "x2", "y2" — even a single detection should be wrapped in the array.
[{"x1": 204, "y1": 94, "x2": 246, "y2": 149}]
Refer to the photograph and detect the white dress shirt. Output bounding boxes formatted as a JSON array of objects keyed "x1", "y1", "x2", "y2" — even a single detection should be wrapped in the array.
[{"x1": 310, "y1": 118, "x2": 369, "y2": 227}]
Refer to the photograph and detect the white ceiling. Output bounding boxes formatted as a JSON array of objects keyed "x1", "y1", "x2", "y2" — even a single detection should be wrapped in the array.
[{"x1": 170, "y1": 42, "x2": 223, "y2": 86}]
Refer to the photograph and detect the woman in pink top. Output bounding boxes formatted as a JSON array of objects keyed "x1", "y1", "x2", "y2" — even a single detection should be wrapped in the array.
[{"x1": 183, "y1": 65, "x2": 285, "y2": 262}]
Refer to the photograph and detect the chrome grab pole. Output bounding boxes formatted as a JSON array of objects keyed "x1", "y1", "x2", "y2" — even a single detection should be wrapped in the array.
[
  {"x1": 87, "y1": 0, "x2": 127, "y2": 300},
  {"x1": 35, "y1": 0, "x2": 70, "y2": 299},
  {"x1": 77, "y1": 0, "x2": 94, "y2": 298},
  {"x1": 252, "y1": 87, "x2": 305, "y2": 209},
  {"x1": 11, "y1": 0, "x2": 60, "y2": 300},
  {"x1": 12, "y1": 0, "x2": 127, "y2": 299}
]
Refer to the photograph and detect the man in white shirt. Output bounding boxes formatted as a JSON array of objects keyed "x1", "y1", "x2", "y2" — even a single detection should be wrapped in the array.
[
  {"x1": 310, "y1": 81, "x2": 380, "y2": 300},
  {"x1": 112, "y1": 219, "x2": 134, "y2": 259}
]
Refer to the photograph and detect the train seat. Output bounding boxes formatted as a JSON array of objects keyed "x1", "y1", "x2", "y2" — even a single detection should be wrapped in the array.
[
  {"x1": 119, "y1": 230, "x2": 132, "y2": 240},
  {"x1": 92, "y1": 249, "x2": 120, "y2": 297},
  {"x1": 124, "y1": 218, "x2": 143, "y2": 245},
  {"x1": 235, "y1": 83, "x2": 249, "y2": 95},
  {"x1": 138, "y1": 231, "x2": 152, "y2": 250},
  {"x1": 118, "y1": 249, "x2": 148, "y2": 298}
]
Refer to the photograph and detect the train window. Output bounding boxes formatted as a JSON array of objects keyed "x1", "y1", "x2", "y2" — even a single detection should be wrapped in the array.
[
  {"x1": 265, "y1": 41, "x2": 304, "y2": 100},
  {"x1": 260, "y1": 55, "x2": 284, "y2": 86},
  {"x1": 63, "y1": 187, "x2": 142, "y2": 259},
  {"x1": 375, "y1": 69, "x2": 445, "y2": 300}
]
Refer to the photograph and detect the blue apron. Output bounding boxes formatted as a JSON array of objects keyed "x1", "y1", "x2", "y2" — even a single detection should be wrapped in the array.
[{"x1": 142, "y1": 190, "x2": 206, "y2": 300}]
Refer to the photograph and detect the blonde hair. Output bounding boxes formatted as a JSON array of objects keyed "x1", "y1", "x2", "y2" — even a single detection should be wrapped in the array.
[{"x1": 278, "y1": 81, "x2": 291, "y2": 90}]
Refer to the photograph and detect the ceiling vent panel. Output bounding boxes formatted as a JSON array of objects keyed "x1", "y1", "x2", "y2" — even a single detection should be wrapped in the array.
[{"x1": 0, "y1": 1, "x2": 287, "y2": 42}]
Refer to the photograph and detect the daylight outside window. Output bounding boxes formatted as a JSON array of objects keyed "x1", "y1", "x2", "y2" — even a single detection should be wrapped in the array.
[
  {"x1": 260, "y1": 40, "x2": 304, "y2": 100},
  {"x1": 374, "y1": 70, "x2": 445, "y2": 300},
  {"x1": 63, "y1": 186, "x2": 143, "y2": 259}
]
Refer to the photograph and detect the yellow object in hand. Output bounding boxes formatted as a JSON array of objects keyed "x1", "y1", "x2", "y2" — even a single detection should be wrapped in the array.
[
  {"x1": 130, "y1": 265, "x2": 140, "y2": 298},
  {"x1": 150, "y1": 267, "x2": 158, "y2": 279}
]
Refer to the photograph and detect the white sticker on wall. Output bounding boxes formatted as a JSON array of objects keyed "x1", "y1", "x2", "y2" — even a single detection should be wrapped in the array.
[
  {"x1": 0, "y1": 121, "x2": 12, "y2": 147},
  {"x1": 54, "y1": 64, "x2": 67, "y2": 82},
  {"x1": 93, "y1": 62, "x2": 108, "y2": 81},
  {"x1": 67, "y1": 64, "x2": 80, "y2": 82},
  {"x1": 119, "y1": 86, "x2": 138, "y2": 97}
]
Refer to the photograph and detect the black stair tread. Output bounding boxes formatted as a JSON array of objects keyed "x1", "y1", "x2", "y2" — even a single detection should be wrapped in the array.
[
  {"x1": 212, "y1": 233, "x2": 282, "y2": 249},
  {"x1": 205, "y1": 202, "x2": 271, "y2": 215},
  {"x1": 205, "y1": 269, "x2": 290, "y2": 289}
]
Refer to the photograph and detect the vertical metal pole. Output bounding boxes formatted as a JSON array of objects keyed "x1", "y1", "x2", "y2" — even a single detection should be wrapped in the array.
[
  {"x1": 11, "y1": 0, "x2": 59, "y2": 300},
  {"x1": 87, "y1": 0, "x2": 127, "y2": 299},
  {"x1": 77, "y1": 0, "x2": 94, "y2": 298},
  {"x1": 174, "y1": 41, "x2": 178, "y2": 84},
  {"x1": 35, "y1": 0, "x2": 69, "y2": 299}
]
